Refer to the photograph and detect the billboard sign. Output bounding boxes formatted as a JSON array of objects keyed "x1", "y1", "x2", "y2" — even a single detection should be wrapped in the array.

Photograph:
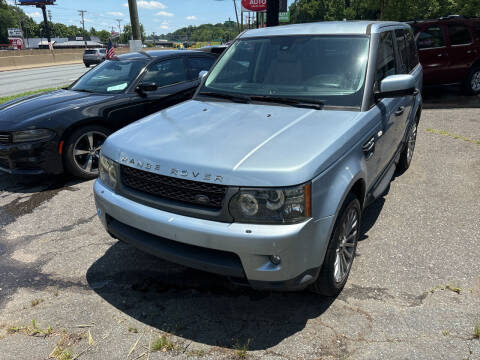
[
  {"x1": 9, "y1": 38, "x2": 23, "y2": 50},
  {"x1": 8, "y1": 28, "x2": 22, "y2": 37},
  {"x1": 17, "y1": 0, "x2": 56, "y2": 5},
  {"x1": 279, "y1": 11, "x2": 290, "y2": 23},
  {"x1": 241, "y1": 0, "x2": 266, "y2": 12}
]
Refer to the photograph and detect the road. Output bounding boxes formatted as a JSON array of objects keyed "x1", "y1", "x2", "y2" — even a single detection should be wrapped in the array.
[
  {"x1": 0, "y1": 100, "x2": 479, "y2": 358},
  {"x1": 0, "y1": 64, "x2": 89, "y2": 97}
]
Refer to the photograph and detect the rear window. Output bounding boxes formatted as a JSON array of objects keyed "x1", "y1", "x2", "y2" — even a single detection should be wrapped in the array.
[
  {"x1": 448, "y1": 25, "x2": 472, "y2": 45},
  {"x1": 84, "y1": 50, "x2": 97, "y2": 54}
]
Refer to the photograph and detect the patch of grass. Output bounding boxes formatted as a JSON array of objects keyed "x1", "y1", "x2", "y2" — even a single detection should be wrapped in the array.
[
  {"x1": 0, "y1": 86, "x2": 66, "y2": 105},
  {"x1": 474, "y1": 325, "x2": 480, "y2": 339},
  {"x1": 7, "y1": 320, "x2": 52, "y2": 337},
  {"x1": 233, "y1": 338, "x2": 251, "y2": 359},
  {"x1": 426, "y1": 128, "x2": 480, "y2": 145},
  {"x1": 188, "y1": 349, "x2": 206, "y2": 357},
  {"x1": 53, "y1": 289, "x2": 59, "y2": 297},
  {"x1": 128, "y1": 327, "x2": 138, "y2": 333},
  {"x1": 31, "y1": 298, "x2": 44, "y2": 307},
  {"x1": 442, "y1": 330, "x2": 449, "y2": 336},
  {"x1": 49, "y1": 331, "x2": 83, "y2": 360},
  {"x1": 151, "y1": 335, "x2": 175, "y2": 352}
]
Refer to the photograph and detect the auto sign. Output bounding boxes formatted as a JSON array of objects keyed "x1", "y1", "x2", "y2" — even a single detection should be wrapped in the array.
[{"x1": 241, "y1": 0, "x2": 267, "y2": 12}]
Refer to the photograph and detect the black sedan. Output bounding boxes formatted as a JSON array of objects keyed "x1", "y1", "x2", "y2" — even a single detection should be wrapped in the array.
[{"x1": 0, "y1": 50, "x2": 217, "y2": 179}]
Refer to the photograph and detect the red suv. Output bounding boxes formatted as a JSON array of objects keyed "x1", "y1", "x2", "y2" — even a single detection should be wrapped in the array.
[{"x1": 409, "y1": 16, "x2": 480, "y2": 95}]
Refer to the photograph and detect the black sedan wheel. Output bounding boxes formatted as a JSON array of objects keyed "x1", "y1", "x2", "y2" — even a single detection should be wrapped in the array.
[{"x1": 64, "y1": 125, "x2": 110, "y2": 179}]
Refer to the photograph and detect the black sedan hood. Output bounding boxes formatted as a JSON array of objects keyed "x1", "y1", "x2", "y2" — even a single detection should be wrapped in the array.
[{"x1": 0, "y1": 89, "x2": 113, "y2": 130}]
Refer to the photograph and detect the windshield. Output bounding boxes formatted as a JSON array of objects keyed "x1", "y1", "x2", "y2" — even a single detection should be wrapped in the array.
[
  {"x1": 200, "y1": 35, "x2": 370, "y2": 108},
  {"x1": 71, "y1": 59, "x2": 148, "y2": 94}
]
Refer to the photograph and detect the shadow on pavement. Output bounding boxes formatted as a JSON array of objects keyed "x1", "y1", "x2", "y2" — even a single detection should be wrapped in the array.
[
  {"x1": 422, "y1": 85, "x2": 480, "y2": 109},
  {"x1": 86, "y1": 193, "x2": 388, "y2": 350},
  {"x1": 86, "y1": 242, "x2": 338, "y2": 350}
]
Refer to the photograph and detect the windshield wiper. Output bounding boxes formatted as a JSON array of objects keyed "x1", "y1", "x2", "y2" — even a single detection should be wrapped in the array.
[
  {"x1": 198, "y1": 91, "x2": 251, "y2": 104},
  {"x1": 250, "y1": 96, "x2": 324, "y2": 110},
  {"x1": 74, "y1": 89, "x2": 96, "y2": 93}
]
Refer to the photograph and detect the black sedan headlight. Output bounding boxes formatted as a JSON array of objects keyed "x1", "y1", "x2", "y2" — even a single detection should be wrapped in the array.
[
  {"x1": 229, "y1": 183, "x2": 311, "y2": 224},
  {"x1": 11, "y1": 129, "x2": 55, "y2": 143},
  {"x1": 99, "y1": 153, "x2": 118, "y2": 189}
]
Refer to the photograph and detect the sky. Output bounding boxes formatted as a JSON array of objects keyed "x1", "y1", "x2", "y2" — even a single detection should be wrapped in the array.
[{"x1": 10, "y1": 0, "x2": 295, "y2": 35}]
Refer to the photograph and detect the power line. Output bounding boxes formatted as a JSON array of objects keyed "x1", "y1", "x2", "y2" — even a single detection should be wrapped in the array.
[{"x1": 78, "y1": 10, "x2": 87, "y2": 48}]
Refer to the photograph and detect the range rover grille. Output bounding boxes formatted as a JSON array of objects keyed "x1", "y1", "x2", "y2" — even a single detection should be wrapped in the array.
[
  {"x1": 120, "y1": 165, "x2": 227, "y2": 209},
  {"x1": 0, "y1": 133, "x2": 11, "y2": 144}
]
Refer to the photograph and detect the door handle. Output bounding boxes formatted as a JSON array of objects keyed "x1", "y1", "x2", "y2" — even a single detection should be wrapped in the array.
[
  {"x1": 394, "y1": 106, "x2": 405, "y2": 116},
  {"x1": 362, "y1": 136, "x2": 375, "y2": 160}
]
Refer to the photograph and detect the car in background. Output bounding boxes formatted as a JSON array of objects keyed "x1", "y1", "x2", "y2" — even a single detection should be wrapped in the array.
[
  {"x1": 95, "y1": 21, "x2": 422, "y2": 294},
  {"x1": 83, "y1": 48, "x2": 107, "y2": 67},
  {"x1": 409, "y1": 15, "x2": 480, "y2": 95},
  {"x1": 0, "y1": 50, "x2": 218, "y2": 179},
  {"x1": 198, "y1": 44, "x2": 228, "y2": 55}
]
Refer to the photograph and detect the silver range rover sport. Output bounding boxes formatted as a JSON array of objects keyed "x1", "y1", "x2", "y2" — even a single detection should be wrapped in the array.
[{"x1": 94, "y1": 21, "x2": 422, "y2": 295}]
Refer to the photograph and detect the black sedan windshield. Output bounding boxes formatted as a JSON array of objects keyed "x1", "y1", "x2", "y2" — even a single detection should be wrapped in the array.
[
  {"x1": 200, "y1": 35, "x2": 370, "y2": 108},
  {"x1": 71, "y1": 59, "x2": 148, "y2": 94}
]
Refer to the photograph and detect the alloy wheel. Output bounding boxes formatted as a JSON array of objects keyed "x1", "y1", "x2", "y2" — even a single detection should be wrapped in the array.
[
  {"x1": 407, "y1": 123, "x2": 417, "y2": 165},
  {"x1": 471, "y1": 70, "x2": 480, "y2": 92},
  {"x1": 333, "y1": 206, "x2": 359, "y2": 284},
  {"x1": 72, "y1": 131, "x2": 106, "y2": 174}
]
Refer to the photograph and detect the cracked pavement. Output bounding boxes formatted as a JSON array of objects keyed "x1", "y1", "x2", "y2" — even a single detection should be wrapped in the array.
[{"x1": 0, "y1": 89, "x2": 479, "y2": 359}]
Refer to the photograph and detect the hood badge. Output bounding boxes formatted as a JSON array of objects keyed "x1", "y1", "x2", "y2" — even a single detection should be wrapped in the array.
[{"x1": 120, "y1": 155, "x2": 224, "y2": 183}]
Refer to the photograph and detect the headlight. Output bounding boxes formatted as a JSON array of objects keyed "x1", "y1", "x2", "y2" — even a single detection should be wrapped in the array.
[
  {"x1": 12, "y1": 129, "x2": 55, "y2": 143},
  {"x1": 229, "y1": 183, "x2": 311, "y2": 224},
  {"x1": 99, "y1": 153, "x2": 117, "y2": 189}
]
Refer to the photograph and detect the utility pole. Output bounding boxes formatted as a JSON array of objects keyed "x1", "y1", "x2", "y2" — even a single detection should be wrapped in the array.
[
  {"x1": 266, "y1": 0, "x2": 279, "y2": 27},
  {"x1": 127, "y1": 0, "x2": 141, "y2": 41},
  {"x1": 40, "y1": 4, "x2": 51, "y2": 46},
  {"x1": 116, "y1": 19, "x2": 122, "y2": 35},
  {"x1": 232, "y1": 0, "x2": 240, "y2": 33},
  {"x1": 78, "y1": 10, "x2": 87, "y2": 48},
  {"x1": 152, "y1": 31, "x2": 156, "y2": 46},
  {"x1": 47, "y1": 10, "x2": 54, "y2": 38}
]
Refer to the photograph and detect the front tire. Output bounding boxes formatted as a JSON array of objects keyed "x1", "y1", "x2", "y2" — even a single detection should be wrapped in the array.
[
  {"x1": 461, "y1": 66, "x2": 480, "y2": 95},
  {"x1": 84, "y1": 63, "x2": 90, "y2": 68},
  {"x1": 398, "y1": 120, "x2": 418, "y2": 172},
  {"x1": 63, "y1": 125, "x2": 110, "y2": 179},
  {"x1": 310, "y1": 193, "x2": 361, "y2": 296}
]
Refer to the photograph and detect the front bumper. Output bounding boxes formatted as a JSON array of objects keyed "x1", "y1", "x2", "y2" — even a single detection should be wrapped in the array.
[
  {"x1": 94, "y1": 180, "x2": 334, "y2": 291},
  {"x1": 0, "y1": 139, "x2": 63, "y2": 175}
]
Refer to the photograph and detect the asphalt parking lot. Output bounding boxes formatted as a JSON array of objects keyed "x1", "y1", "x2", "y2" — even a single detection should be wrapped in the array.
[{"x1": 0, "y1": 88, "x2": 479, "y2": 360}]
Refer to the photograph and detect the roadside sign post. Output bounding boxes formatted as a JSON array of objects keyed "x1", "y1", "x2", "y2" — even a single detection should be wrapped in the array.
[{"x1": 17, "y1": 1, "x2": 56, "y2": 50}]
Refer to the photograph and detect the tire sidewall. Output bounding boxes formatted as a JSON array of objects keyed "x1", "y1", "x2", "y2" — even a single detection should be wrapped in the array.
[
  {"x1": 463, "y1": 67, "x2": 480, "y2": 95},
  {"x1": 311, "y1": 194, "x2": 361, "y2": 296}
]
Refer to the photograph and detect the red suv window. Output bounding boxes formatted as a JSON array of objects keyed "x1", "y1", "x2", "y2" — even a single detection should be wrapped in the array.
[
  {"x1": 417, "y1": 26, "x2": 445, "y2": 49},
  {"x1": 448, "y1": 25, "x2": 472, "y2": 45}
]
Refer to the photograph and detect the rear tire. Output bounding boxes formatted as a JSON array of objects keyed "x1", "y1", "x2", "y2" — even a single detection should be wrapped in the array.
[
  {"x1": 84, "y1": 63, "x2": 90, "y2": 68},
  {"x1": 63, "y1": 125, "x2": 110, "y2": 180},
  {"x1": 461, "y1": 66, "x2": 480, "y2": 95},
  {"x1": 310, "y1": 193, "x2": 361, "y2": 296}
]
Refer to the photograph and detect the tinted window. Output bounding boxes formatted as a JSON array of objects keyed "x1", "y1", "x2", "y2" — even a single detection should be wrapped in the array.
[
  {"x1": 417, "y1": 26, "x2": 445, "y2": 49},
  {"x1": 84, "y1": 50, "x2": 96, "y2": 54},
  {"x1": 99, "y1": 49, "x2": 106, "y2": 54},
  {"x1": 187, "y1": 57, "x2": 215, "y2": 80},
  {"x1": 395, "y1": 29, "x2": 408, "y2": 74},
  {"x1": 474, "y1": 23, "x2": 480, "y2": 37},
  {"x1": 448, "y1": 25, "x2": 472, "y2": 45},
  {"x1": 142, "y1": 58, "x2": 187, "y2": 87},
  {"x1": 405, "y1": 29, "x2": 419, "y2": 71},
  {"x1": 376, "y1": 31, "x2": 396, "y2": 83}
]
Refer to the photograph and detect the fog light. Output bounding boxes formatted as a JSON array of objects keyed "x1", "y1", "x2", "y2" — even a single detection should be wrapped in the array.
[{"x1": 269, "y1": 255, "x2": 281, "y2": 265}]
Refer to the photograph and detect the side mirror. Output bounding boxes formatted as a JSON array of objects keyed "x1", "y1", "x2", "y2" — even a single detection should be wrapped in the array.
[
  {"x1": 375, "y1": 74, "x2": 417, "y2": 100},
  {"x1": 198, "y1": 70, "x2": 208, "y2": 81},
  {"x1": 136, "y1": 82, "x2": 158, "y2": 93}
]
